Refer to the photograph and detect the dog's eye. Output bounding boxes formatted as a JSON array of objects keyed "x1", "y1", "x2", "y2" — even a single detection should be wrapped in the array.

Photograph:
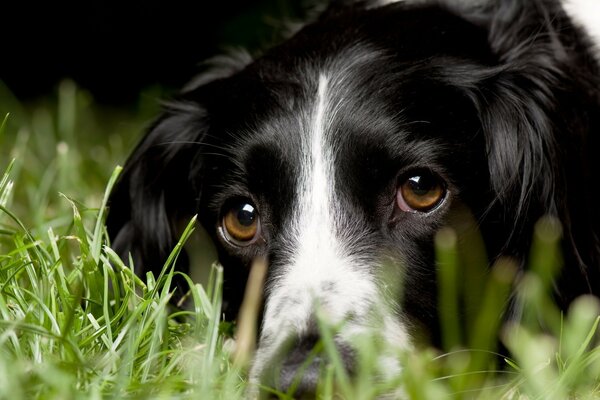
[
  {"x1": 222, "y1": 201, "x2": 260, "y2": 245},
  {"x1": 397, "y1": 172, "x2": 446, "y2": 213}
]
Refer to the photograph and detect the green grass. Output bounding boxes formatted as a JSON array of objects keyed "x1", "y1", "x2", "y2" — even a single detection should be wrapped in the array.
[{"x1": 1, "y1": 82, "x2": 600, "y2": 399}]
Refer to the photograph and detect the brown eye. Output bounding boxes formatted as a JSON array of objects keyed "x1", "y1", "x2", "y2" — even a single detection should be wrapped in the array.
[
  {"x1": 397, "y1": 173, "x2": 446, "y2": 213},
  {"x1": 222, "y1": 201, "x2": 260, "y2": 245}
]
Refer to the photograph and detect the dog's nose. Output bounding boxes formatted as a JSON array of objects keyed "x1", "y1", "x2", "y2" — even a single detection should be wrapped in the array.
[
  {"x1": 278, "y1": 355, "x2": 320, "y2": 397},
  {"x1": 275, "y1": 334, "x2": 355, "y2": 397},
  {"x1": 277, "y1": 335, "x2": 321, "y2": 396}
]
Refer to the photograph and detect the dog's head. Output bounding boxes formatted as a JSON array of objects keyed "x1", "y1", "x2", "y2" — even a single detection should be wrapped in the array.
[{"x1": 107, "y1": 0, "x2": 600, "y2": 394}]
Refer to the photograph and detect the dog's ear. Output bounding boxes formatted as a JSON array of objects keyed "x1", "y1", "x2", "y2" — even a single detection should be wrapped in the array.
[
  {"x1": 106, "y1": 102, "x2": 208, "y2": 277},
  {"x1": 463, "y1": 0, "x2": 600, "y2": 300},
  {"x1": 468, "y1": 0, "x2": 591, "y2": 226},
  {"x1": 107, "y1": 51, "x2": 252, "y2": 282}
]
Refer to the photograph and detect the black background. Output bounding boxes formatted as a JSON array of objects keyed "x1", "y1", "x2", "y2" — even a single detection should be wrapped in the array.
[{"x1": 1, "y1": 0, "x2": 305, "y2": 105}]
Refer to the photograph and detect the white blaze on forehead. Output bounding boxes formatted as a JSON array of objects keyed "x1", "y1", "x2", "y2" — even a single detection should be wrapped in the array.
[
  {"x1": 301, "y1": 73, "x2": 334, "y2": 260},
  {"x1": 294, "y1": 75, "x2": 350, "y2": 284},
  {"x1": 261, "y1": 74, "x2": 378, "y2": 336}
]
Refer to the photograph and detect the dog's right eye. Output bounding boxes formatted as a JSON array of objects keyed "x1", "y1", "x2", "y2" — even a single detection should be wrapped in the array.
[{"x1": 222, "y1": 201, "x2": 260, "y2": 246}]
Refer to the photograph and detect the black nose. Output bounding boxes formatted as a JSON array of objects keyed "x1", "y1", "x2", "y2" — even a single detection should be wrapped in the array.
[
  {"x1": 278, "y1": 335, "x2": 321, "y2": 397},
  {"x1": 275, "y1": 334, "x2": 355, "y2": 397}
]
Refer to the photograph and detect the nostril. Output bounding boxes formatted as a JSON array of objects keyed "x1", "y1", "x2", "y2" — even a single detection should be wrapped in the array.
[{"x1": 275, "y1": 334, "x2": 356, "y2": 397}]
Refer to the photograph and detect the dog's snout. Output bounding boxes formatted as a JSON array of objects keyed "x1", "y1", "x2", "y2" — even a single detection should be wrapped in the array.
[{"x1": 274, "y1": 334, "x2": 355, "y2": 397}]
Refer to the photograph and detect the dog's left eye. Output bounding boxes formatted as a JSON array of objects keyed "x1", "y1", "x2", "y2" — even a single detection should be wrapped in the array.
[
  {"x1": 397, "y1": 172, "x2": 446, "y2": 213},
  {"x1": 222, "y1": 201, "x2": 260, "y2": 245}
]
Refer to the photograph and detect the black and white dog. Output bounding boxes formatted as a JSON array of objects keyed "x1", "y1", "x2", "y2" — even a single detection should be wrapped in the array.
[{"x1": 107, "y1": 0, "x2": 600, "y2": 394}]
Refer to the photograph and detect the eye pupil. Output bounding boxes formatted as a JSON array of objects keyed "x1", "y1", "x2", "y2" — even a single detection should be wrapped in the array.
[
  {"x1": 407, "y1": 176, "x2": 435, "y2": 197},
  {"x1": 237, "y1": 204, "x2": 256, "y2": 227}
]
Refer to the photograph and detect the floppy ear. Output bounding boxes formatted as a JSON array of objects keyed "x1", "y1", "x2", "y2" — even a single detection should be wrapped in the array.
[
  {"x1": 465, "y1": 0, "x2": 600, "y2": 300},
  {"x1": 107, "y1": 51, "x2": 252, "y2": 289},
  {"x1": 106, "y1": 101, "x2": 208, "y2": 279},
  {"x1": 471, "y1": 1, "x2": 571, "y2": 220}
]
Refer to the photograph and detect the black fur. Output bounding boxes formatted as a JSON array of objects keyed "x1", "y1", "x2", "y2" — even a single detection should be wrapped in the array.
[{"x1": 107, "y1": 0, "x2": 600, "y2": 387}]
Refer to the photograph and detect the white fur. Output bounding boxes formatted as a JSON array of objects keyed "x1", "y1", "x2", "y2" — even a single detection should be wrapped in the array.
[{"x1": 562, "y1": 0, "x2": 600, "y2": 57}]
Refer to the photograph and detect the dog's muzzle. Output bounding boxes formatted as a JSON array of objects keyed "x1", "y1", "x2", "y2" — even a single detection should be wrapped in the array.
[{"x1": 257, "y1": 331, "x2": 356, "y2": 397}]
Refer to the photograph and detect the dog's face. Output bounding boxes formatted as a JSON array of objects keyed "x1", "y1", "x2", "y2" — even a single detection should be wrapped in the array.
[
  {"x1": 206, "y1": 54, "x2": 489, "y2": 384},
  {"x1": 107, "y1": 0, "x2": 600, "y2": 395}
]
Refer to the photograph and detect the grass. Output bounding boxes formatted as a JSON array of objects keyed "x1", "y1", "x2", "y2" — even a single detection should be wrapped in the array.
[{"x1": 1, "y1": 82, "x2": 600, "y2": 399}]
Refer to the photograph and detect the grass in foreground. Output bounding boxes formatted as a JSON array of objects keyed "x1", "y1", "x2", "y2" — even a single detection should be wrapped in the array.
[{"x1": 1, "y1": 84, "x2": 600, "y2": 399}]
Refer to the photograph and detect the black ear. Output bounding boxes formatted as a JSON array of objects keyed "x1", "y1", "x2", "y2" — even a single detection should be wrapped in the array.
[
  {"x1": 464, "y1": 0, "x2": 600, "y2": 300},
  {"x1": 107, "y1": 51, "x2": 252, "y2": 287},
  {"x1": 461, "y1": 0, "x2": 594, "y2": 223},
  {"x1": 106, "y1": 101, "x2": 208, "y2": 278},
  {"x1": 473, "y1": 1, "x2": 561, "y2": 214}
]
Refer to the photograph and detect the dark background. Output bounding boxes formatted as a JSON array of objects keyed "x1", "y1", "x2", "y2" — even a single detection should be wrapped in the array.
[{"x1": 1, "y1": 0, "x2": 306, "y2": 106}]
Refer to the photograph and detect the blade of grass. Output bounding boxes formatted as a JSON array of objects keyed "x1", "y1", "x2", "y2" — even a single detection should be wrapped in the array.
[{"x1": 435, "y1": 227, "x2": 461, "y2": 351}]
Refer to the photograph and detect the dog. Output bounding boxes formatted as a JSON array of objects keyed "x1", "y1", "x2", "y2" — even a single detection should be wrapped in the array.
[{"x1": 107, "y1": 0, "x2": 600, "y2": 395}]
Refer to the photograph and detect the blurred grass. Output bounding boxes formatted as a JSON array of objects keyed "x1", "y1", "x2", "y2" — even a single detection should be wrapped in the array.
[
  {"x1": 0, "y1": 80, "x2": 160, "y2": 230},
  {"x1": 1, "y1": 82, "x2": 600, "y2": 399}
]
